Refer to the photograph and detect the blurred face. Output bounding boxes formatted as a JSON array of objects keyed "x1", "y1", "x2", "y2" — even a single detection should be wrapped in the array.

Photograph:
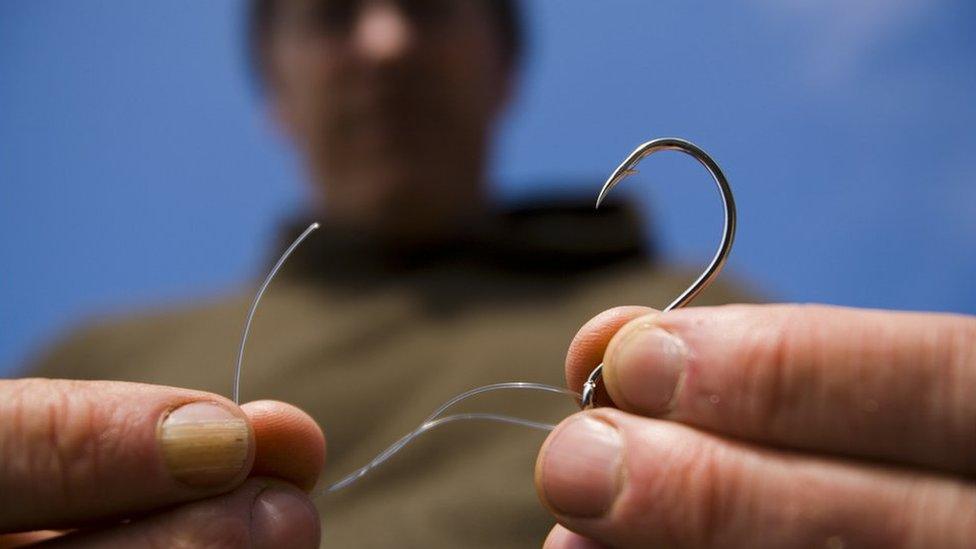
[{"x1": 266, "y1": 0, "x2": 512, "y2": 238}]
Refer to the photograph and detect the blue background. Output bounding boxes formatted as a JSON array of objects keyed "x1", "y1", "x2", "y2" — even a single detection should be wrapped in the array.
[{"x1": 3, "y1": 1, "x2": 975, "y2": 375}]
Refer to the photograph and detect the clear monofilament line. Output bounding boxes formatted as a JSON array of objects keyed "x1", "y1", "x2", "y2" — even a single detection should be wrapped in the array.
[
  {"x1": 233, "y1": 222, "x2": 320, "y2": 404},
  {"x1": 318, "y1": 381, "x2": 581, "y2": 497},
  {"x1": 423, "y1": 381, "x2": 580, "y2": 423},
  {"x1": 231, "y1": 226, "x2": 581, "y2": 496}
]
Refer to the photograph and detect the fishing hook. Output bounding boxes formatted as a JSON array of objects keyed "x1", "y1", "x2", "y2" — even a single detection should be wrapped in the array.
[{"x1": 581, "y1": 138, "x2": 737, "y2": 409}]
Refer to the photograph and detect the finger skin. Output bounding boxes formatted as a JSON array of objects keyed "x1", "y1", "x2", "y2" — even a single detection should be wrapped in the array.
[
  {"x1": 565, "y1": 306, "x2": 655, "y2": 406},
  {"x1": 537, "y1": 409, "x2": 976, "y2": 549},
  {"x1": 544, "y1": 524, "x2": 607, "y2": 549},
  {"x1": 243, "y1": 400, "x2": 326, "y2": 492},
  {"x1": 569, "y1": 304, "x2": 976, "y2": 474},
  {"x1": 0, "y1": 379, "x2": 325, "y2": 533},
  {"x1": 0, "y1": 531, "x2": 61, "y2": 548},
  {"x1": 35, "y1": 478, "x2": 320, "y2": 548}
]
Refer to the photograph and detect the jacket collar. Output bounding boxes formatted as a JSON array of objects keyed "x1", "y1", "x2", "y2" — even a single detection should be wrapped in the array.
[{"x1": 271, "y1": 194, "x2": 653, "y2": 285}]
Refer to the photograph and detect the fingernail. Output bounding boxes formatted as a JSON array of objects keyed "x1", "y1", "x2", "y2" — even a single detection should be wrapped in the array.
[
  {"x1": 611, "y1": 323, "x2": 686, "y2": 414},
  {"x1": 251, "y1": 485, "x2": 321, "y2": 549},
  {"x1": 539, "y1": 416, "x2": 622, "y2": 518},
  {"x1": 159, "y1": 402, "x2": 250, "y2": 487}
]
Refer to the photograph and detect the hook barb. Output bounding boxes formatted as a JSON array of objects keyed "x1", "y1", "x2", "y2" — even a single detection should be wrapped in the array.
[{"x1": 595, "y1": 168, "x2": 640, "y2": 208}]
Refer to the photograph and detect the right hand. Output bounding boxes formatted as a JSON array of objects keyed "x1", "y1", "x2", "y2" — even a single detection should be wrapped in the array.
[
  {"x1": 535, "y1": 304, "x2": 976, "y2": 548},
  {"x1": 0, "y1": 378, "x2": 326, "y2": 548}
]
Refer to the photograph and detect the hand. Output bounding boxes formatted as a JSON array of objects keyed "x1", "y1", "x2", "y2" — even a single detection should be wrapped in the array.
[
  {"x1": 0, "y1": 379, "x2": 325, "y2": 547},
  {"x1": 535, "y1": 304, "x2": 976, "y2": 548}
]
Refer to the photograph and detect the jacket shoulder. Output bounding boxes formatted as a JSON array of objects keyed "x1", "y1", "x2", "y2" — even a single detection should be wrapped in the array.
[{"x1": 25, "y1": 291, "x2": 250, "y2": 382}]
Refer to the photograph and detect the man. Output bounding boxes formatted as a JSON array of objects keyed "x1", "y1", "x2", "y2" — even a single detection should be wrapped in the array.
[
  {"x1": 9, "y1": 1, "x2": 970, "y2": 548},
  {"x1": 7, "y1": 1, "x2": 745, "y2": 546}
]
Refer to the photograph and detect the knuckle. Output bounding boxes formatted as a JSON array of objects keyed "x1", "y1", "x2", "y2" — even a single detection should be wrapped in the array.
[
  {"x1": 2, "y1": 379, "x2": 118, "y2": 504},
  {"x1": 733, "y1": 305, "x2": 814, "y2": 439},
  {"x1": 673, "y1": 441, "x2": 749, "y2": 547},
  {"x1": 618, "y1": 426, "x2": 748, "y2": 547},
  {"x1": 941, "y1": 315, "x2": 976, "y2": 469},
  {"x1": 0, "y1": 380, "x2": 34, "y2": 494},
  {"x1": 40, "y1": 380, "x2": 101, "y2": 504},
  {"x1": 944, "y1": 315, "x2": 976, "y2": 388}
]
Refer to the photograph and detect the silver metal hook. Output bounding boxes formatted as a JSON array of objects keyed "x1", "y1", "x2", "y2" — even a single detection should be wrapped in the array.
[{"x1": 581, "y1": 138, "x2": 737, "y2": 409}]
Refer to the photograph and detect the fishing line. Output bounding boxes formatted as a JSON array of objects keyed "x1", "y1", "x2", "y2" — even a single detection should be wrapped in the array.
[
  {"x1": 233, "y1": 222, "x2": 320, "y2": 405},
  {"x1": 233, "y1": 223, "x2": 580, "y2": 495},
  {"x1": 319, "y1": 382, "x2": 580, "y2": 496}
]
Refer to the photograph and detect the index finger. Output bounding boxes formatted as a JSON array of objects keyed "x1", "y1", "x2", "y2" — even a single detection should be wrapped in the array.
[{"x1": 565, "y1": 306, "x2": 655, "y2": 403}]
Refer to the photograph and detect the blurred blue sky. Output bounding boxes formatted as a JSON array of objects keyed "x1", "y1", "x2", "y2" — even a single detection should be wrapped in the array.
[{"x1": 2, "y1": 1, "x2": 975, "y2": 374}]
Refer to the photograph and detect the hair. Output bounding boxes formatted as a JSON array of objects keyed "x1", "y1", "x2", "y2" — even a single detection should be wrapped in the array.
[{"x1": 247, "y1": 0, "x2": 523, "y2": 82}]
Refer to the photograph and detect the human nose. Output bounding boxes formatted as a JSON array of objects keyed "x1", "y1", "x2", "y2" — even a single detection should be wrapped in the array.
[{"x1": 352, "y1": 2, "x2": 416, "y2": 65}]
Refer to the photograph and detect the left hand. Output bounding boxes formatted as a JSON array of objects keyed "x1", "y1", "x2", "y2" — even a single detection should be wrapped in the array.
[
  {"x1": 535, "y1": 304, "x2": 976, "y2": 548},
  {"x1": 0, "y1": 380, "x2": 325, "y2": 548}
]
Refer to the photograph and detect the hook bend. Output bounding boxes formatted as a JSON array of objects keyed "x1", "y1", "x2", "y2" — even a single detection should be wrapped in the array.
[{"x1": 582, "y1": 138, "x2": 736, "y2": 409}]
